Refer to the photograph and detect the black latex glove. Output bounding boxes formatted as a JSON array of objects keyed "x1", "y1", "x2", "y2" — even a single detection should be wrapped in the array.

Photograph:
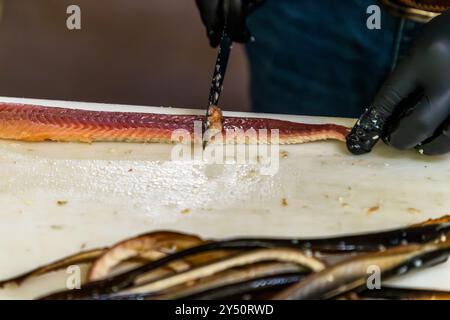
[
  {"x1": 347, "y1": 10, "x2": 450, "y2": 156},
  {"x1": 196, "y1": 0, "x2": 265, "y2": 47}
]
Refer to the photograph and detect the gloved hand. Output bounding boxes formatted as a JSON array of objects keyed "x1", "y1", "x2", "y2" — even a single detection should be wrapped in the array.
[
  {"x1": 347, "y1": 10, "x2": 450, "y2": 156},
  {"x1": 195, "y1": 0, "x2": 265, "y2": 47}
]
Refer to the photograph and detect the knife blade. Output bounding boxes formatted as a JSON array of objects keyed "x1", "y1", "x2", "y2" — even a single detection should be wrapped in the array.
[{"x1": 203, "y1": 32, "x2": 233, "y2": 149}]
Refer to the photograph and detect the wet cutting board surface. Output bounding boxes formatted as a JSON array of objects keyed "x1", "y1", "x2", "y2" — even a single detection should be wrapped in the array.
[{"x1": 0, "y1": 97, "x2": 449, "y2": 299}]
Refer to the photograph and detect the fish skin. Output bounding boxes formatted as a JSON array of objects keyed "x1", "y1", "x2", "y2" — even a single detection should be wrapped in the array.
[
  {"x1": 0, "y1": 103, "x2": 350, "y2": 144},
  {"x1": 273, "y1": 239, "x2": 450, "y2": 300}
]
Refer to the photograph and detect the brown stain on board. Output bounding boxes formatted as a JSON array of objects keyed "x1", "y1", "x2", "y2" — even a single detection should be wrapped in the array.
[
  {"x1": 407, "y1": 208, "x2": 421, "y2": 214},
  {"x1": 180, "y1": 208, "x2": 190, "y2": 215},
  {"x1": 366, "y1": 205, "x2": 380, "y2": 215}
]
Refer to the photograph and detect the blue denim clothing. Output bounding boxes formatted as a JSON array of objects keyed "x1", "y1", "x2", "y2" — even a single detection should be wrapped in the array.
[{"x1": 246, "y1": 0, "x2": 425, "y2": 117}]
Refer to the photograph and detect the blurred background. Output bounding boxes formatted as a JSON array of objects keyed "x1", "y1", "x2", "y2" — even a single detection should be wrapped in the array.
[{"x1": 0, "y1": 0, "x2": 251, "y2": 111}]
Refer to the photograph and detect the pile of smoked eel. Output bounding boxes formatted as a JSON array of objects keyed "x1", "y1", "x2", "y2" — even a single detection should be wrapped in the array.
[{"x1": 0, "y1": 216, "x2": 449, "y2": 300}]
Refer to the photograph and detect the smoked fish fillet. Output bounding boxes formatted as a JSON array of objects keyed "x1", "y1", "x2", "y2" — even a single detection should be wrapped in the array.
[{"x1": 0, "y1": 103, "x2": 350, "y2": 144}]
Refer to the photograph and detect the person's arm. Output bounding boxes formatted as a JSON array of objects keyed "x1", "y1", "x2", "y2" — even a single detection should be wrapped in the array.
[
  {"x1": 195, "y1": 0, "x2": 265, "y2": 47},
  {"x1": 347, "y1": 10, "x2": 450, "y2": 156}
]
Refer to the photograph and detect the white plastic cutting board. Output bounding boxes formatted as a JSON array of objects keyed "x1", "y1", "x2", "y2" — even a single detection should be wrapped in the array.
[{"x1": 0, "y1": 97, "x2": 449, "y2": 299}]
